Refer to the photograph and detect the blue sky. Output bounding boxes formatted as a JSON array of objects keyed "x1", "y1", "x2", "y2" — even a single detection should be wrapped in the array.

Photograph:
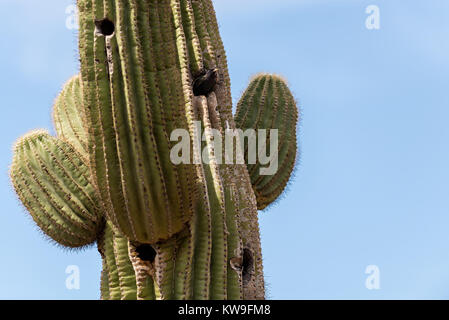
[{"x1": 1, "y1": 0, "x2": 449, "y2": 299}]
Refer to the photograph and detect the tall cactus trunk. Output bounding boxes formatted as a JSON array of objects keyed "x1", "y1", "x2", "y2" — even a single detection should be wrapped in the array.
[{"x1": 77, "y1": 0, "x2": 264, "y2": 299}]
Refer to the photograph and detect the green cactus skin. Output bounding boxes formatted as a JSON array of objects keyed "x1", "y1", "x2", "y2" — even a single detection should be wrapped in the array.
[
  {"x1": 235, "y1": 74, "x2": 299, "y2": 210},
  {"x1": 77, "y1": 0, "x2": 199, "y2": 244},
  {"x1": 10, "y1": 131, "x2": 102, "y2": 248},
  {"x1": 53, "y1": 75, "x2": 88, "y2": 159},
  {"x1": 98, "y1": 221, "x2": 140, "y2": 300},
  {"x1": 10, "y1": 0, "x2": 299, "y2": 300}
]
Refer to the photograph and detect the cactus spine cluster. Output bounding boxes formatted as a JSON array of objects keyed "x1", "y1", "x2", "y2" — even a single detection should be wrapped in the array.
[{"x1": 10, "y1": 0, "x2": 298, "y2": 300}]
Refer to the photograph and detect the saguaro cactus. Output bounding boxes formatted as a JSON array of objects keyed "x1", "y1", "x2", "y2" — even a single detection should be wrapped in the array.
[{"x1": 10, "y1": 0, "x2": 299, "y2": 300}]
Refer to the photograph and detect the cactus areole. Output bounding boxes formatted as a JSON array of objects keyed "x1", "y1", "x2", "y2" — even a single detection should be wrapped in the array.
[{"x1": 10, "y1": 0, "x2": 299, "y2": 300}]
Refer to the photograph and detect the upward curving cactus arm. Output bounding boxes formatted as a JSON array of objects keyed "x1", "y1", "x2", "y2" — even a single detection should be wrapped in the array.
[
  {"x1": 53, "y1": 75, "x2": 88, "y2": 158},
  {"x1": 235, "y1": 74, "x2": 299, "y2": 210},
  {"x1": 10, "y1": 131, "x2": 103, "y2": 248}
]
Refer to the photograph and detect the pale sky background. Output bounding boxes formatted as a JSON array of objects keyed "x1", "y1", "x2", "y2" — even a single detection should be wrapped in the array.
[{"x1": 1, "y1": 0, "x2": 449, "y2": 299}]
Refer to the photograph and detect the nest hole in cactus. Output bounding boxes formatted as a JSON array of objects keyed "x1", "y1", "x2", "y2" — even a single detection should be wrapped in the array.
[
  {"x1": 95, "y1": 18, "x2": 115, "y2": 36},
  {"x1": 242, "y1": 248, "x2": 254, "y2": 283},
  {"x1": 135, "y1": 244, "x2": 157, "y2": 263}
]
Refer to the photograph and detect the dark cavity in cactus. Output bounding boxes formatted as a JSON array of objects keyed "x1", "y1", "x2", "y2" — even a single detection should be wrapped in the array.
[
  {"x1": 10, "y1": 0, "x2": 299, "y2": 300},
  {"x1": 135, "y1": 244, "x2": 157, "y2": 263}
]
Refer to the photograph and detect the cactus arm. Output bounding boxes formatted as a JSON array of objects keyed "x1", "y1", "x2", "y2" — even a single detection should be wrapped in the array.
[
  {"x1": 249, "y1": 77, "x2": 297, "y2": 188},
  {"x1": 53, "y1": 75, "x2": 144, "y2": 300},
  {"x1": 53, "y1": 75, "x2": 88, "y2": 158},
  {"x1": 10, "y1": 131, "x2": 102, "y2": 248},
  {"x1": 235, "y1": 74, "x2": 299, "y2": 210}
]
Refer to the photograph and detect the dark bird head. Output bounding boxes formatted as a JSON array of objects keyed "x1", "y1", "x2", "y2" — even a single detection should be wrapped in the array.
[
  {"x1": 193, "y1": 68, "x2": 220, "y2": 96},
  {"x1": 206, "y1": 68, "x2": 219, "y2": 82}
]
